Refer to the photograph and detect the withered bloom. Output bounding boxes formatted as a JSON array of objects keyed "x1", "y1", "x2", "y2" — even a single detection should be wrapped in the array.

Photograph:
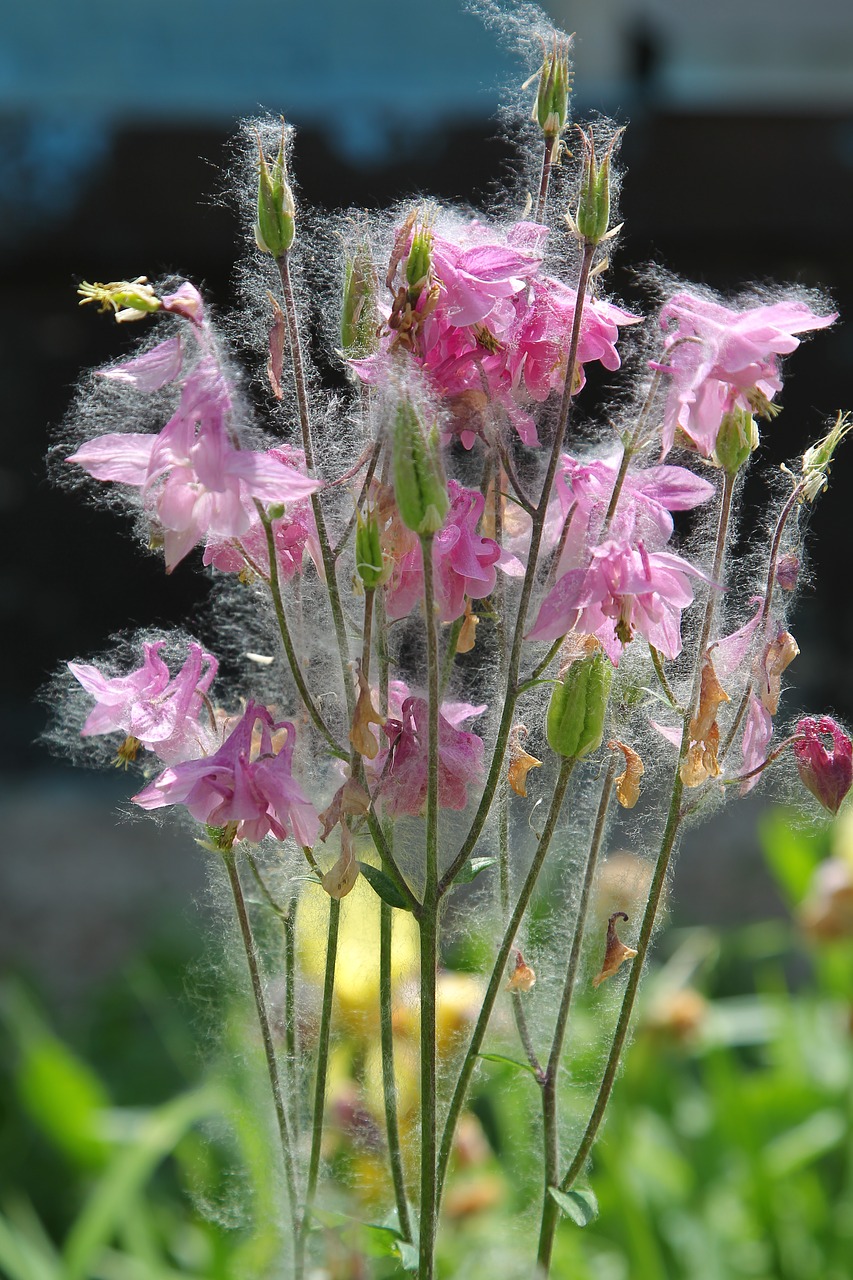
[{"x1": 592, "y1": 911, "x2": 637, "y2": 988}]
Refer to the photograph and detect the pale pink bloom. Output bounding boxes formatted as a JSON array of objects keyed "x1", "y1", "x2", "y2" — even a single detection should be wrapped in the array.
[
  {"x1": 134, "y1": 702, "x2": 321, "y2": 846},
  {"x1": 97, "y1": 337, "x2": 184, "y2": 392},
  {"x1": 710, "y1": 598, "x2": 764, "y2": 681},
  {"x1": 68, "y1": 359, "x2": 321, "y2": 570},
  {"x1": 740, "y1": 693, "x2": 773, "y2": 795},
  {"x1": 202, "y1": 448, "x2": 320, "y2": 579},
  {"x1": 161, "y1": 282, "x2": 205, "y2": 326},
  {"x1": 659, "y1": 293, "x2": 836, "y2": 457},
  {"x1": 374, "y1": 696, "x2": 484, "y2": 818},
  {"x1": 69, "y1": 641, "x2": 218, "y2": 763},
  {"x1": 546, "y1": 452, "x2": 715, "y2": 572},
  {"x1": 528, "y1": 538, "x2": 708, "y2": 662}
]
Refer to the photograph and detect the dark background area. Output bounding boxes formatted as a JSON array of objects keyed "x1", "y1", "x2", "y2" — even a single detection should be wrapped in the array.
[{"x1": 1, "y1": 0, "x2": 852, "y2": 996}]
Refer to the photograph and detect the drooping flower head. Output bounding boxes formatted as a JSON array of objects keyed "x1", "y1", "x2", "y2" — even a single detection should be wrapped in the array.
[
  {"x1": 371, "y1": 696, "x2": 485, "y2": 818},
  {"x1": 658, "y1": 292, "x2": 836, "y2": 457},
  {"x1": 134, "y1": 702, "x2": 321, "y2": 846},
  {"x1": 793, "y1": 716, "x2": 853, "y2": 815},
  {"x1": 69, "y1": 641, "x2": 218, "y2": 763}
]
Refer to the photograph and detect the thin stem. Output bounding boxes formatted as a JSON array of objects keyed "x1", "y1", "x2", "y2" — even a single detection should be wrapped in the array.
[
  {"x1": 649, "y1": 644, "x2": 685, "y2": 715},
  {"x1": 297, "y1": 896, "x2": 341, "y2": 1270},
  {"x1": 440, "y1": 241, "x2": 597, "y2": 895},
  {"x1": 380, "y1": 895, "x2": 413, "y2": 1240},
  {"x1": 519, "y1": 637, "x2": 563, "y2": 694},
  {"x1": 222, "y1": 850, "x2": 300, "y2": 1258},
  {"x1": 536, "y1": 755, "x2": 617, "y2": 1272},
  {"x1": 600, "y1": 369, "x2": 664, "y2": 538},
  {"x1": 558, "y1": 469, "x2": 736, "y2": 1204},
  {"x1": 332, "y1": 439, "x2": 383, "y2": 558},
  {"x1": 436, "y1": 758, "x2": 576, "y2": 1203},
  {"x1": 276, "y1": 252, "x2": 353, "y2": 712},
  {"x1": 256, "y1": 504, "x2": 345, "y2": 757},
  {"x1": 439, "y1": 615, "x2": 464, "y2": 699},
  {"x1": 419, "y1": 531, "x2": 440, "y2": 1280},
  {"x1": 535, "y1": 135, "x2": 558, "y2": 223}
]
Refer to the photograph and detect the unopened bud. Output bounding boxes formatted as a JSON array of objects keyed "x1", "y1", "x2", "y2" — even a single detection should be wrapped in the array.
[
  {"x1": 794, "y1": 716, "x2": 853, "y2": 815},
  {"x1": 714, "y1": 407, "x2": 759, "y2": 474},
  {"x1": 575, "y1": 128, "x2": 618, "y2": 246},
  {"x1": 546, "y1": 650, "x2": 612, "y2": 760},
  {"x1": 78, "y1": 277, "x2": 161, "y2": 322},
  {"x1": 405, "y1": 222, "x2": 433, "y2": 301},
  {"x1": 532, "y1": 34, "x2": 572, "y2": 140},
  {"x1": 392, "y1": 397, "x2": 449, "y2": 537},
  {"x1": 341, "y1": 242, "x2": 379, "y2": 357},
  {"x1": 355, "y1": 507, "x2": 385, "y2": 590},
  {"x1": 255, "y1": 123, "x2": 295, "y2": 257}
]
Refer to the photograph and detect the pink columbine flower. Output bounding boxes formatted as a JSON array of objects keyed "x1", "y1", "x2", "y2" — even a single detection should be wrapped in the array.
[
  {"x1": 68, "y1": 358, "x2": 321, "y2": 570},
  {"x1": 658, "y1": 293, "x2": 836, "y2": 457},
  {"x1": 134, "y1": 702, "x2": 321, "y2": 846},
  {"x1": 740, "y1": 692, "x2": 773, "y2": 796},
  {"x1": 373, "y1": 696, "x2": 485, "y2": 818},
  {"x1": 528, "y1": 538, "x2": 709, "y2": 663},
  {"x1": 69, "y1": 641, "x2": 218, "y2": 763},
  {"x1": 793, "y1": 716, "x2": 853, "y2": 815}
]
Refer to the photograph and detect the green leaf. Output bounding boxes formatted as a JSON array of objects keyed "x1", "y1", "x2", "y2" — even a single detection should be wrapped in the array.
[
  {"x1": 0, "y1": 1208, "x2": 60, "y2": 1280},
  {"x1": 358, "y1": 863, "x2": 411, "y2": 911},
  {"x1": 478, "y1": 1053, "x2": 538, "y2": 1078},
  {"x1": 759, "y1": 810, "x2": 823, "y2": 907},
  {"x1": 548, "y1": 1186, "x2": 599, "y2": 1227},
  {"x1": 454, "y1": 857, "x2": 497, "y2": 886},
  {"x1": 63, "y1": 1084, "x2": 225, "y2": 1280},
  {"x1": 396, "y1": 1239, "x2": 419, "y2": 1271},
  {"x1": 311, "y1": 1208, "x2": 407, "y2": 1260}
]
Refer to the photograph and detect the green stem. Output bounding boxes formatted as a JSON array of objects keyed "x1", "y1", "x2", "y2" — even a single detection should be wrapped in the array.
[
  {"x1": 222, "y1": 850, "x2": 299, "y2": 1261},
  {"x1": 256, "y1": 504, "x2": 345, "y2": 757},
  {"x1": 558, "y1": 469, "x2": 736, "y2": 1202},
  {"x1": 535, "y1": 135, "x2": 558, "y2": 223},
  {"x1": 419, "y1": 531, "x2": 440, "y2": 1280},
  {"x1": 436, "y1": 758, "x2": 576, "y2": 1203},
  {"x1": 649, "y1": 644, "x2": 685, "y2": 715},
  {"x1": 439, "y1": 242, "x2": 597, "y2": 896},
  {"x1": 380, "y1": 896, "x2": 413, "y2": 1240},
  {"x1": 276, "y1": 252, "x2": 353, "y2": 713},
  {"x1": 536, "y1": 755, "x2": 617, "y2": 1272},
  {"x1": 297, "y1": 896, "x2": 341, "y2": 1271}
]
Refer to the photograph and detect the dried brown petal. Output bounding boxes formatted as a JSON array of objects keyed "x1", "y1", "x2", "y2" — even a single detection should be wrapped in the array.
[
  {"x1": 506, "y1": 949, "x2": 536, "y2": 992},
  {"x1": 608, "y1": 739, "x2": 644, "y2": 809},
  {"x1": 266, "y1": 292, "x2": 285, "y2": 400},
  {"x1": 317, "y1": 777, "x2": 371, "y2": 842},
  {"x1": 592, "y1": 911, "x2": 637, "y2": 988},
  {"x1": 457, "y1": 598, "x2": 480, "y2": 654},
  {"x1": 758, "y1": 629, "x2": 799, "y2": 715},
  {"x1": 558, "y1": 631, "x2": 601, "y2": 678},
  {"x1": 680, "y1": 657, "x2": 729, "y2": 787},
  {"x1": 321, "y1": 827, "x2": 359, "y2": 899},
  {"x1": 507, "y1": 724, "x2": 542, "y2": 798},
  {"x1": 349, "y1": 666, "x2": 385, "y2": 759}
]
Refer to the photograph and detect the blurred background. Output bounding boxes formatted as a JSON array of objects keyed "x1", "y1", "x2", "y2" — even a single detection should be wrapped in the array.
[{"x1": 1, "y1": 2, "x2": 853, "y2": 1276}]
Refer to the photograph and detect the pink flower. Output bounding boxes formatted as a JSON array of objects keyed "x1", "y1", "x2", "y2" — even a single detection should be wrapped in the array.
[
  {"x1": 793, "y1": 716, "x2": 853, "y2": 815},
  {"x1": 69, "y1": 641, "x2": 218, "y2": 763},
  {"x1": 740, "y1": 693, "x2": 773, "y2": 796},
  {"x1": 659, "y1": 293, "x2": 836, "y2": 456},
  {"x1": 134, "y1": 702, "x2": 321, "y2": 846},
  {"x1": 68, "y1": 359, "x2": 321, "y2": 570},
  {"x1": 528, "y1": 538, "x2": 709, "y2": 663},
  {"x1": 373, "y1": 696, "x2": 485, "y2": 818},
  {"x1": 433, "y1": 482, "x2": 500, "y2": 621}
]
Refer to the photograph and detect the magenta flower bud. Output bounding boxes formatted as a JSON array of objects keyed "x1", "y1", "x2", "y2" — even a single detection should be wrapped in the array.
[
  {"x1": 776, "y1": 552, "x2": 800, "y2": 592},
  {"x1": 793, "y1": 716, "x2": 853, "y2": 815}
]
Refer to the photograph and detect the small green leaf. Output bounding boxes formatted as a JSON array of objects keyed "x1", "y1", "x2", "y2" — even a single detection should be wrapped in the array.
[
  {"x1": 548, "y1": 1186, "x2": 599, "y2": 1227},
  {"x1": 478, "y1": 1053, "x2": 538, "y2": 1078},
  {"x1": 454, "y1": 857, "x2": 497, "y2": 886},
  {"x1": 396, "y1": 1240, "x2": 419, "y2": 1271},
  {"x1": 358, "y1": 863, "x2": 411, "y2": 911}
]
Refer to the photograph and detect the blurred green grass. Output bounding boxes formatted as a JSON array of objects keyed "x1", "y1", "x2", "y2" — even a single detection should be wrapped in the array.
[{"x1": 2, "y1": 810, "x2": 852, "y2": 1280}]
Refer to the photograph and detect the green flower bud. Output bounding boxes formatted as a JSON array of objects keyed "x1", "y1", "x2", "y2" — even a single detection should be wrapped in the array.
[
  {"x1": 355, "y1": 508, "x2": 385, "y2": 590},
  {"x1": 575, "y1": 129, "x2": 618, "y2": 246},
  {"x1": 714, "y1": 407, "x2": 759, "y2": 475},
  {"x1": 533, "y1": 34, "x2": 572, "y2": 139},
  {"x1": 341, "y1": 242, "x2": 379, "y2": 357},
  {"x1": 392, "y1": 397, "x2": 449, "y2": 537},
  {"x1": 800, "y1": 411, "x2": 852, "y2": 501},
  {"x1": 255, "y1": 123, "x2": 295, "y2": 258},
  {"x1": 546, "y1": 650, "x2": 613, "y2": 760},
  {"x1": 406, "y1": 223, "x2": 433, "y2": 300}
]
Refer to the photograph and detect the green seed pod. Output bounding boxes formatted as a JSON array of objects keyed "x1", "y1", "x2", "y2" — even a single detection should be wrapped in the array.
[
  {"x1": 355, "y1": 508, "x2": 385, "y2": 590},
  {"x1": 341, "y1": 243, "x2": 379, "y2": 357},
  {"x1": 405, "y1": 223, "x2": 433, "y2": 299},
  {"x1": 576, "y1": 129, "x2": 615, "y2": 246},
  {"x1": 534, "y1": 35, "x2": 572, "y2": 139},
  {"x1": 714, "y1": 407, "x2": 759, "y2": 475},
  {"x1": 255, "y1": 124, "x2": 295, "y2": 258},
  {"x1": 392, "y1": 398, "x2": 449, "y2": 537},
  {"x1": 546, "y1": 651, "x2": 613, "y2": 760}
]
